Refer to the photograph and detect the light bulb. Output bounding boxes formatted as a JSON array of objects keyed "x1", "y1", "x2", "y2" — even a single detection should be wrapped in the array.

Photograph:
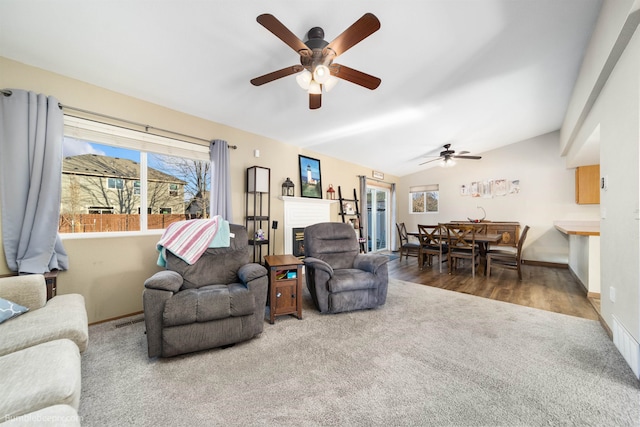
[
  {"x1": 441, "y1": 157, "x2": 456, "y2": 167},
  {"x1": 308, "y1": 81, "x2": 322, "y2": 95},
  {"x1": 296, "y1": 70, "x2": 312, "y2": 90},
  {"x1": 313, "y1": 65, "x2": 330, "y2": 84}
]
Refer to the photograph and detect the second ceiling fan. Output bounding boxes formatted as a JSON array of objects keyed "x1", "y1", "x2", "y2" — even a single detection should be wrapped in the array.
[
  {"x1": 419, "y1": 144, "x2": 482, "y2": 167},
  {"x1": 250, "y1": 13, "x2": 381, "y2": 109}
]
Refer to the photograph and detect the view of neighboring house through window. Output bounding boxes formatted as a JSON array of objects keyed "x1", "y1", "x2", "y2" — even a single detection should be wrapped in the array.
[
  {"x1": 410, "y1": 184, "x2": 439, "y2": 214},
  {"x1": 60, "y1": 117, "x2": 211, "y2": 234}
]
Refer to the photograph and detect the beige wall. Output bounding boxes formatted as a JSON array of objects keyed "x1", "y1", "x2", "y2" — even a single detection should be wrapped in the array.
[{"x1": 0, "y1": 57, "x2": 398, "y2": 323}]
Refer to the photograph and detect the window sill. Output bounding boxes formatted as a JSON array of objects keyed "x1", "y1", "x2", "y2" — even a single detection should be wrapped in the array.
[{"x1": 60, "y1": 229, "x2": 164, "y2": 240}]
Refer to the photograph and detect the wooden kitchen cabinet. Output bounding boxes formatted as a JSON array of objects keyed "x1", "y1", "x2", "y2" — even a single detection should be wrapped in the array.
[{"x1": 575, "y1": 165, "x2": 600, "y2": 204}]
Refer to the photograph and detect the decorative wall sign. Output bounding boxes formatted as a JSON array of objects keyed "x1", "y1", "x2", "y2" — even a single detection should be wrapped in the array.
[{"x1": 461, "y1": 178, "x2": 520, "y2": 198}]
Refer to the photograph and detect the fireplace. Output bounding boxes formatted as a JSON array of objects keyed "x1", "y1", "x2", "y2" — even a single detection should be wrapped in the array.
[
  {"x1": 292, "y1": 228, "x2": 305, "y2": 258},
  {"x1": 281, "y1": 196, "x2": 336, "y2": 255}
]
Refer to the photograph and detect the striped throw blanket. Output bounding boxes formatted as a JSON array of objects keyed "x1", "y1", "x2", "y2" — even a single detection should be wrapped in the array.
[{"x1": 156, "y1": 216, "x2": 222, "y2": 266}]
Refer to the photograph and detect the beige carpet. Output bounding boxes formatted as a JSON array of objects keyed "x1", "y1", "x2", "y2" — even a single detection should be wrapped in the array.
[{"x1": 79, "y1": 279, "x2": 640, "y2": 426}]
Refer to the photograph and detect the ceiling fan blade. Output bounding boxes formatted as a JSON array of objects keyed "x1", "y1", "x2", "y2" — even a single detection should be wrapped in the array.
[
  {"x1": 419, "y1": 157, "x2": 443, "y2": 166},
  {"x1": 324, "y1": 13, "x2": 380, "y2": 57},
  {"x1": 257, "y1": 14, "x2": 312, "y2": 56},
  {"x1": 250, "y1": 65, "x2": 304, "y2": 86},
  {"x1": 453, "y1": 155, "x2": 482, "y2": 160},
  {"x1": 330, "y1": 64, "x2": 381, "y2": 90},
  {"x1": 309, "y1": 93, "x2": 322, "y2": 110}
]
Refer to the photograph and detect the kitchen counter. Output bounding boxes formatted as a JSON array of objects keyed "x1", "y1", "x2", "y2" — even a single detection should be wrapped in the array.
[
  {"x1": 554, "y1": 220, "x2": 600, "y2": 295},
  {"x1": 554, "y1": 220, "x2": 600, "y2": 236}
]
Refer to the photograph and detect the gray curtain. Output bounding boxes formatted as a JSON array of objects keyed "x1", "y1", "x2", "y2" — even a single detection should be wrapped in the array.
[
  {"x1": 358, "y1": 175, "x2": 368, "y2": 253},
  {"x1": 209, "y1": 139, "x2": 233, "y2": 220},
  {"x1": 390, "y1": 183, "x2": 398, "y2": 251},
  {"x1": 0, "y1": 89, "x2": 68, "y2": 273}
]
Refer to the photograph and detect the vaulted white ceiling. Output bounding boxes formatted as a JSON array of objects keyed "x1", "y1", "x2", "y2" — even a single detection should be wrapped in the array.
[{"x1": 0, "y1": 0, "x2": 602, "y2": 176}]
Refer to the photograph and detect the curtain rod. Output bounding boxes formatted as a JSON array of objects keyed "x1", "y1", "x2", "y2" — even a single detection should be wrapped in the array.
[
  {"x1": 1, "y1": 89, "x2": 237, "y2": 149},
  {"x1": 358, "y1": 174, "x2": 393, "y2": 186}
]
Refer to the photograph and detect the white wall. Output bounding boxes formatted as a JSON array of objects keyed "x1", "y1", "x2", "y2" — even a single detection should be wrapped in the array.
[
  {"x1": 560, "y1": 0, "x2": 636, "y2": 155},
  {"x1": 561, "y1": 0, "x2": 640, "y2": 366},
  {"x1": 598, "y1": 27, "x2": 640, "y2": 341},
  {"x1": 397, "y1": 132, "x2": 600, "y2": 263}
]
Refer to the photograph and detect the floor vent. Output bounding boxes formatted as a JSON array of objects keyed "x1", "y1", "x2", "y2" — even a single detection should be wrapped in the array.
[
  {"x1": 612, "y1": 315, "x2": 640, "y2": 379},
  {"x1": 114, "y1": 317, "x2": 144, "y2": 329}
]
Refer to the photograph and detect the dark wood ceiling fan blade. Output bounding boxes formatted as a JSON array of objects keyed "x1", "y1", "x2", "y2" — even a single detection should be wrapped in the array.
[
  {"x1": 250, "y1": 65, "x2": 304, "y2": 86},
  {"x1": 453, "y1": 155, "x2": 482, "y2": 160},
  {"x1": 330, "y1": 64, "x2": 381, "y2": 90},
  {"x1": 419, "y1": 157, "x2": 443, "y2": 165},
  {"x1": 257, "y1": 14, "x2": 312, "y2": 56},
  {"x1": 324, "y1": 13, "x2": 380, "y2": 57},
  {"x1": 309, "y1": 93, "x2": 322, "y2": 110}
]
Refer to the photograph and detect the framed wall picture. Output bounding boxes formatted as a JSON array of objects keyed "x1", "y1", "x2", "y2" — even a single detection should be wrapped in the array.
[{"x1": 298, "y1": 155, "x2": 322, "y2": 198}]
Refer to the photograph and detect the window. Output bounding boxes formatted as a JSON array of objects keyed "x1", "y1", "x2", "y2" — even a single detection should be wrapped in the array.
[
  {"x1": 410, "y1": 184, "x2": 439, "y2": 213},
  {"x1": 88, "y1": 206, "x2": 114, "y2": 214},
  {"x1": 107, "y1": 178, "x2": 124, "y2": 189},
  {"x1": 61, "y1": 116, "x2": 210, "y2": 234}
]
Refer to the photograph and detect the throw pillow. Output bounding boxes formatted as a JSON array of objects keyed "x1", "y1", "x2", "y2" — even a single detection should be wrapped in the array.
[{"x1": 0, "y1": 297, "x2": 29, "y2": 324}]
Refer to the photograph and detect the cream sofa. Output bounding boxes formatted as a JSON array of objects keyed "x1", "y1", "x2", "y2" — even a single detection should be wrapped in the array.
[{"x1": 0, "y1": 275, "x2": 87, "y2": 425}]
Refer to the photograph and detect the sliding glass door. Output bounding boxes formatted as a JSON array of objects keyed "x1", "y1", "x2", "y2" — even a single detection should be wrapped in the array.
[{"x1": 367, "y1": 186, "x2": 390, "y2": 252}]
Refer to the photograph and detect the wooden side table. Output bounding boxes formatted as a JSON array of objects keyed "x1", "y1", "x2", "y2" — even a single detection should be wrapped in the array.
[
  {"x1": 263, "y1": 254, "x2": 303, "y2": 324},
  {"x1": 44, "y1": 270, "x2": 59, "y2": 300}
]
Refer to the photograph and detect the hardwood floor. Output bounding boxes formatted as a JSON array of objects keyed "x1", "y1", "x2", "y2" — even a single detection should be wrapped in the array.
[{"x1": 387, "y1": 253, "x2": 599, "y2": 320}]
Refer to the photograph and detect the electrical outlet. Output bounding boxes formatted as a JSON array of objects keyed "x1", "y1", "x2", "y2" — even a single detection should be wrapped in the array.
[{"x1": 610, "y1": 287, "x2": 616, "y2": 303}]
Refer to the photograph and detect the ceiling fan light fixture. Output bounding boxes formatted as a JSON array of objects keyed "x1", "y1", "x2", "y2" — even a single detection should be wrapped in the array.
[
  {"x1": 296, "y1": 70, "x2": 313, "y2": 90},
  {"x1": 313, "y1": 65, "x2": 331, "y2": 84},
  {"x1": 323, "y1": 76, "x2": 339, "y2": 92},
  {"x1": 440, "y1": 157, "x2": 456, "y2": 167},
  {"x1": 308, "y1": 80, "x2": 322, "y2": 95}
]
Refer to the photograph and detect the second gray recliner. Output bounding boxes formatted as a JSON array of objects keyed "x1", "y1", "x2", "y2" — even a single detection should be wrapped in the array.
[{"x1": 303, "y1": 222, "x2": 389, "y2": 314}]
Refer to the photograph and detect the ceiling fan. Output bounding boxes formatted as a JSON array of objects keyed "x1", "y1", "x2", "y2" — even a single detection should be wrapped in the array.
[
  {"x1": 250, "y1": 13, "x2": 381, "y2": 109},
  {"x1": 419, "y1": 144, "x2": 482, "y2": 167}
]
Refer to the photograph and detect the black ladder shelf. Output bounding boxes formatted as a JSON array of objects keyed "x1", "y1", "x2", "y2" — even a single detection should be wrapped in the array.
[{"x1": 337, "y1": 186, "x2": 366, "y2": 253}]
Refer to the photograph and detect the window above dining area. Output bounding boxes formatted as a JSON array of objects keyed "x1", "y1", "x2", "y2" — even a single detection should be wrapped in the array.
[{"x1": 410, "y1": 184, "x2": 439, "y2": 214}]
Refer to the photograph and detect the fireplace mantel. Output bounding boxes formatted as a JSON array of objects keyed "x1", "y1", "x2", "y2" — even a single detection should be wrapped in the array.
[
  {"x1": 281, "y1": 196, "x2": 337, "y2": 255},
  {"x1": 278, "y1": 196, "x2": 338, "y2": 205}
]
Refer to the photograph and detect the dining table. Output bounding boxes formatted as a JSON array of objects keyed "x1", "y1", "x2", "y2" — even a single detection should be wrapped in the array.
[{"x1": 408, "y1": 227, "x2": 502, "y2": 275}]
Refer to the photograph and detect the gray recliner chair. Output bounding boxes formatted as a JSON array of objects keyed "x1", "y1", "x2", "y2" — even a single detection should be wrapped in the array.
[
  {"x1": 303, "y1": 222, "x2": 389, "y2": 314},
  {"x1": 143, "y1": 224, "x2": 268, "y2": 358}
]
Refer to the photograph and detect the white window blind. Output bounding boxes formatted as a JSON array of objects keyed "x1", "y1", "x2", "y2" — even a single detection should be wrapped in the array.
[
  {"x1": 63, "y1": 116, "x2": 210, "y2": 161},
  {"x1": 410, "y1": 184, "x2": 439, "y2": 193}
]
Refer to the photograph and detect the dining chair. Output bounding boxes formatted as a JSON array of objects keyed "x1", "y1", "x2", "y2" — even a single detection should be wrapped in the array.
[
  {"x1": 417, "y1": 224, "x2": 448, "y2": 272},
  {"x1": 396, "y1": 222, "x2": 420, "y2": 262},
  {"x1": 443, "y1": 223, "x2": 480, "y2": 277},
  {"x1": 487, "y1": 225, "x2": 530, "y2": 280}
]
